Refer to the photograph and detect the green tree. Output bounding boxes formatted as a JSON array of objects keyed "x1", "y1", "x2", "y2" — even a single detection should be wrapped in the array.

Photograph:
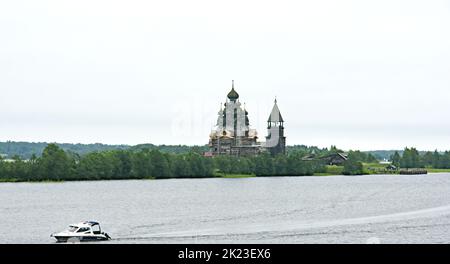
[
  {"x1": 440, "y1": 151, "x2": 450, "y2": 169},
  {"x1": 149, "y1": 150, "x2": 170, "y2": 178},
  {"x1": 214, "y1": 156, "x2": 232, "y2": 175},
  {"x1": 254, "y1": 153, "x2": 273, "y2": 176},
  {"x1": 274, "y1": 154, "x2": 288, "y2": 175},
  {"x1": 421, "y1": 151, "x2": 434, "y2": 167},
  {"x1": 201, "y1": 156, "x2": 214, "y2": 177},
  {"x1": 366, "y1": 153, "x2": 378, "y2": 163},
  {"x1": 111, "y1": 150, "x2": 132, "y2": 178},
  {"x1": 171, "y1": 155, "x2": 191, "y2": 177},
  {"x1": 186, "y1": 152, "x2": 206, "y2": 177},
  {"x1": 330, "y1": 145, "x2": 343, "y2": 153},
  {"x1": 235, "y1": 157, "x2": 251, "y2": 174},
  {"x1": 76, "y1": 152, "x2": 115, "y2": 180},
  {"x1": 37, "y1": 144, "x2": 73, "y2": 180},
  {"x1": 131, "y1": 150, "x2": 153, "y2": 178},
  {"x1": 390, "y1": 151, "x2": 401, "y2": 167},
  {"x1": 342, "y1": 155, "x2": 364, "y2": 175},
  {"x1": 400, "y1": 147, "x2": 421, "y2": 168},
  {"x1": 10, "y1": 155, "x2": 30, "y2": 180},
  {"x1": 432, "y1": 150, "x2": 441, "y2": 168}
]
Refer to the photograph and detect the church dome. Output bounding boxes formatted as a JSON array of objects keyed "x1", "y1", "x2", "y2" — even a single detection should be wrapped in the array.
[
  {"x1": 227, "y1": 87, "x2": 239, "y2": 101},
  {"x1": 227, "y1": 80, "x2": 239, "y2": 101}
]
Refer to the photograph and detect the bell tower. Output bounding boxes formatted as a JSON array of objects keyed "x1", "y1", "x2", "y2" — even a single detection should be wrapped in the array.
[{"x1": 266, "y1": 98, "x2": 286, "y2": 155}]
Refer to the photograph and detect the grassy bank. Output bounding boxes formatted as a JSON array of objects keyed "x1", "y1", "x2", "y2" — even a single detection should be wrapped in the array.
[
  {"x1": 313, "y1": 172, "x2": 336, "y2": 176},
  {"x1": 0, "y1": 173, "x2": 255, "y2": 183},
  {"x1": 213, "y1": 171, "x2": 255, "y2": 178},
  {"x1": 325, "y1": 165, "x2": 344, "y2": 175},
  {"x1": 0, "y1": 178, "x2": 68, "y2": 183},
  {"x1": 221, "y1": 174, "x2": 255, "y2": 178},
  {"x1": 0, "y1": 177, "x2": 156, "y2": 183},
  {"x1": 0, "y1": 178, "x2": 20, "y2": 182},
  {"x1": 2, "y1": 166, "x2": 449, "y2": 183},
  {"x1": 426, "y1": 168, "x2": 450, "y2": 173},
  {"x1": 362, "y1": 162, "x2": 394, "y2": 175}
]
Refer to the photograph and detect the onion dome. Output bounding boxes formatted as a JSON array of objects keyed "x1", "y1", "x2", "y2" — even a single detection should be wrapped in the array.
[{"x1": 227, "y1": 80, "x2": 239, "y2": 101}]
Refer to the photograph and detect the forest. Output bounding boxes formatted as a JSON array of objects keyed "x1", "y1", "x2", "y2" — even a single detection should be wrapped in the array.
[
  {"x1": 0, "y1": 141, "x2": 208, "y2": 159},
  {"x1": 1, "y1": 141, "x2": 394, "y2": 160},
  {"x1": 1, "y1": 144, "x2": 450, "y2": 182},
  {"x1": 0, "y1": 144, "x2": 325, "y2": 181},
  {"x1": 389, "y1": 147, "x2": 450, "y2": 169}
]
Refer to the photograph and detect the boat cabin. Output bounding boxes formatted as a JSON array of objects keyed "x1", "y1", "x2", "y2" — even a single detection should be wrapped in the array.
[{"x1": 69, "y1": 221, "x2": 103, "y2": 235}]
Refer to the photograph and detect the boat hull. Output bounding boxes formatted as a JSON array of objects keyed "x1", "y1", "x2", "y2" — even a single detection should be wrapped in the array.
[{"x1": 53, "y1": 235, "x2": 109, "y2": 243}]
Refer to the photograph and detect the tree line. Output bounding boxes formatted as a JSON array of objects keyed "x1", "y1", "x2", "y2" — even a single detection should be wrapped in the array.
[
  {"x1": 0, "y1": 144, "x2": 326, "y2": 181},
  {"x1": 342, "y1": 147, "x2": 450, "y2": 175},
  {"x1": 390, "y1": 147, "x2": 450, "y2": 169},
  {"x1": 0, "y1": 144, "x2": 214, "y2": 181},
  {"x1": 2, "y1": 144, "x2": 449, "y2": 181},
  {"x1": 214, "y1": 152, "x2": 325, "y2": 176},
  {"x1": 2, "y1": 141, "x2": 380, "y2": 160},
  {"x1": 0, "y1": 141, "x2": 208, "y2": 160}
]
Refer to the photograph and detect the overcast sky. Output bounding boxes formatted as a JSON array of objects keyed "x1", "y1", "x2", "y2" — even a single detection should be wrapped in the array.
[{"x1": 1, "y1": 0, "x2": 449, "y2": 151}]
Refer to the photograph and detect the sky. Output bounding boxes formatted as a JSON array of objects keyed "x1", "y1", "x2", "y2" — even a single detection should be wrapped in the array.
[{"x1": 1, "y1": 0, "x2": 450, "y2": 151}]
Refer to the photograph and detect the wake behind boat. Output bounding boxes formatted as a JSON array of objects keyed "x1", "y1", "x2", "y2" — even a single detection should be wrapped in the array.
[{"x1": 51, "y1": 221, "x2": 111, "y2": 242}]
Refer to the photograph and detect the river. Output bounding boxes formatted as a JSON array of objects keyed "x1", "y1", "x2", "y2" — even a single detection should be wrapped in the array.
[{"x1": 0, "y1": 173, "x2": 449, "y2": 243}]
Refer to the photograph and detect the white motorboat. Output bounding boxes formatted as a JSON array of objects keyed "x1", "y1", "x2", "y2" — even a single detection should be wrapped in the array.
[{"x1": 51, "y1": 221, "x2": 111, "y2": 242}]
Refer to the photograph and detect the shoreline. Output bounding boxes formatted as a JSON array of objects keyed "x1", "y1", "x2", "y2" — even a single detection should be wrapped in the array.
[{"x1": 1, "y1": 171, "x2": 448, "y2": 183}]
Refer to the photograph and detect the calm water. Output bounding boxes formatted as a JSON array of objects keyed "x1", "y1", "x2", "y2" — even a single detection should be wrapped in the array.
[{"x1": 1, "y1": 174, "x2": 450, "y2": 244}]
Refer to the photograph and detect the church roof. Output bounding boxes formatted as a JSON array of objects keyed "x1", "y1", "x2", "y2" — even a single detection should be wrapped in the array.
[
  {"x1": 268, "y1": 99, "x2": 284, "y2": 122},
  {"x1": 227, "y1": 80, "x2": 239, "y2": 101}
]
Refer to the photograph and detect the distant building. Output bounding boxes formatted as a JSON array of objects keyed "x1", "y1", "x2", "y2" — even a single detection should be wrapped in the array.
[
  {"x1": 379, "y1": 159, "x2": 391, "y2": 165},
  {"x1": 208, "y1": 81, "x2": 286, "y2": 157},
  {"x1": 318, "y1": 153, "x2": 348, "y2": 166}
]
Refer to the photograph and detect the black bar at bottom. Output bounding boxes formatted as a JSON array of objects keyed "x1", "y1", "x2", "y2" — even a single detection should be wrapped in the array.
[{"x1": 1, "y1": 244, "x2": 449, "y2": 263}]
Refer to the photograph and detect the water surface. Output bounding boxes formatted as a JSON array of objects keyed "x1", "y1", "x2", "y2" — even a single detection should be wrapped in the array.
[{"x1": 0, "y1": 174, "x2": 449, "y2": 243}]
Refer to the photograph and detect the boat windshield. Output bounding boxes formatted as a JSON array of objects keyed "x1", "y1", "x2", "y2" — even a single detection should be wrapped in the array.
[{"x1": 68, "y1": 226, "x2": 78, "y2": 232}]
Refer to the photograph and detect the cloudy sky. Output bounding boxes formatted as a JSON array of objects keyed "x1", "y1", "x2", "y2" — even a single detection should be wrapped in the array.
[{"x1": 1, "y1": 0, "x2": 449, "y2": 151}]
